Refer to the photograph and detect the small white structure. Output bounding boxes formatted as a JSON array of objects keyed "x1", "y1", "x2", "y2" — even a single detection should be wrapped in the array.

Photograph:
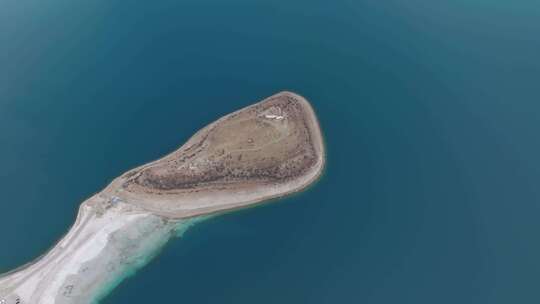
[{"x1": 264, "y1": 114, "x2": 284, "y2": 120}]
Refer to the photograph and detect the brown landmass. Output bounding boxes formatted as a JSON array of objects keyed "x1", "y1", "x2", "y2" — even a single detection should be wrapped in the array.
[{"x1": 102, "y1": 91, "x2": 325, "y2": 218}]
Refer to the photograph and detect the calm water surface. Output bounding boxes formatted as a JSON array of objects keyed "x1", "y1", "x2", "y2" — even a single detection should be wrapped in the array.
[{"x1": 1, "y1": 0, "x2": 540, "y2": 303}]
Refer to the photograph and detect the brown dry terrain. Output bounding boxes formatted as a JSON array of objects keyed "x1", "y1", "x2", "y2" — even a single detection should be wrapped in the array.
[{"x1": 102, "y1": 91, "x2": 325, "y2": 218}]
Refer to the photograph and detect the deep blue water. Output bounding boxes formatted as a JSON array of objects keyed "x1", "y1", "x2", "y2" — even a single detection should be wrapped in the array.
[{"x1": 1, "y1": 0, "x2": 540, "y2": 303}]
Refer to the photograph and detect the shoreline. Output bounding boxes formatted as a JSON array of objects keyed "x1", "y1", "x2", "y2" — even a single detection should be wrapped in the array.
[{"x1": 0, "y1": 91, "x2": 326, "y2": 304}]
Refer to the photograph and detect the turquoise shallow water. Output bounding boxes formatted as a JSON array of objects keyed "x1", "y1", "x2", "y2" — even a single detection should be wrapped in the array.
[
  {"x1": 1, "y1": 0, "x2": 540, "y2": 303},
  {"x1": 91, "y1": 216, "x2": 209, "y2": 304}
]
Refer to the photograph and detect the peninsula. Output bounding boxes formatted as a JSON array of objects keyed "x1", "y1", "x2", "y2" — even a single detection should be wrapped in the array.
[{"x1": 0, "y1": 91, "x2": 325, "y2": 304}]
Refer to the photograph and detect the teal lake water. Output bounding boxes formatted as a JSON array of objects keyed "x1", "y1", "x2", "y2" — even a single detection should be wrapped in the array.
[{"x1": 1, "y1": 0, "x2": 540, "y2": 303}]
